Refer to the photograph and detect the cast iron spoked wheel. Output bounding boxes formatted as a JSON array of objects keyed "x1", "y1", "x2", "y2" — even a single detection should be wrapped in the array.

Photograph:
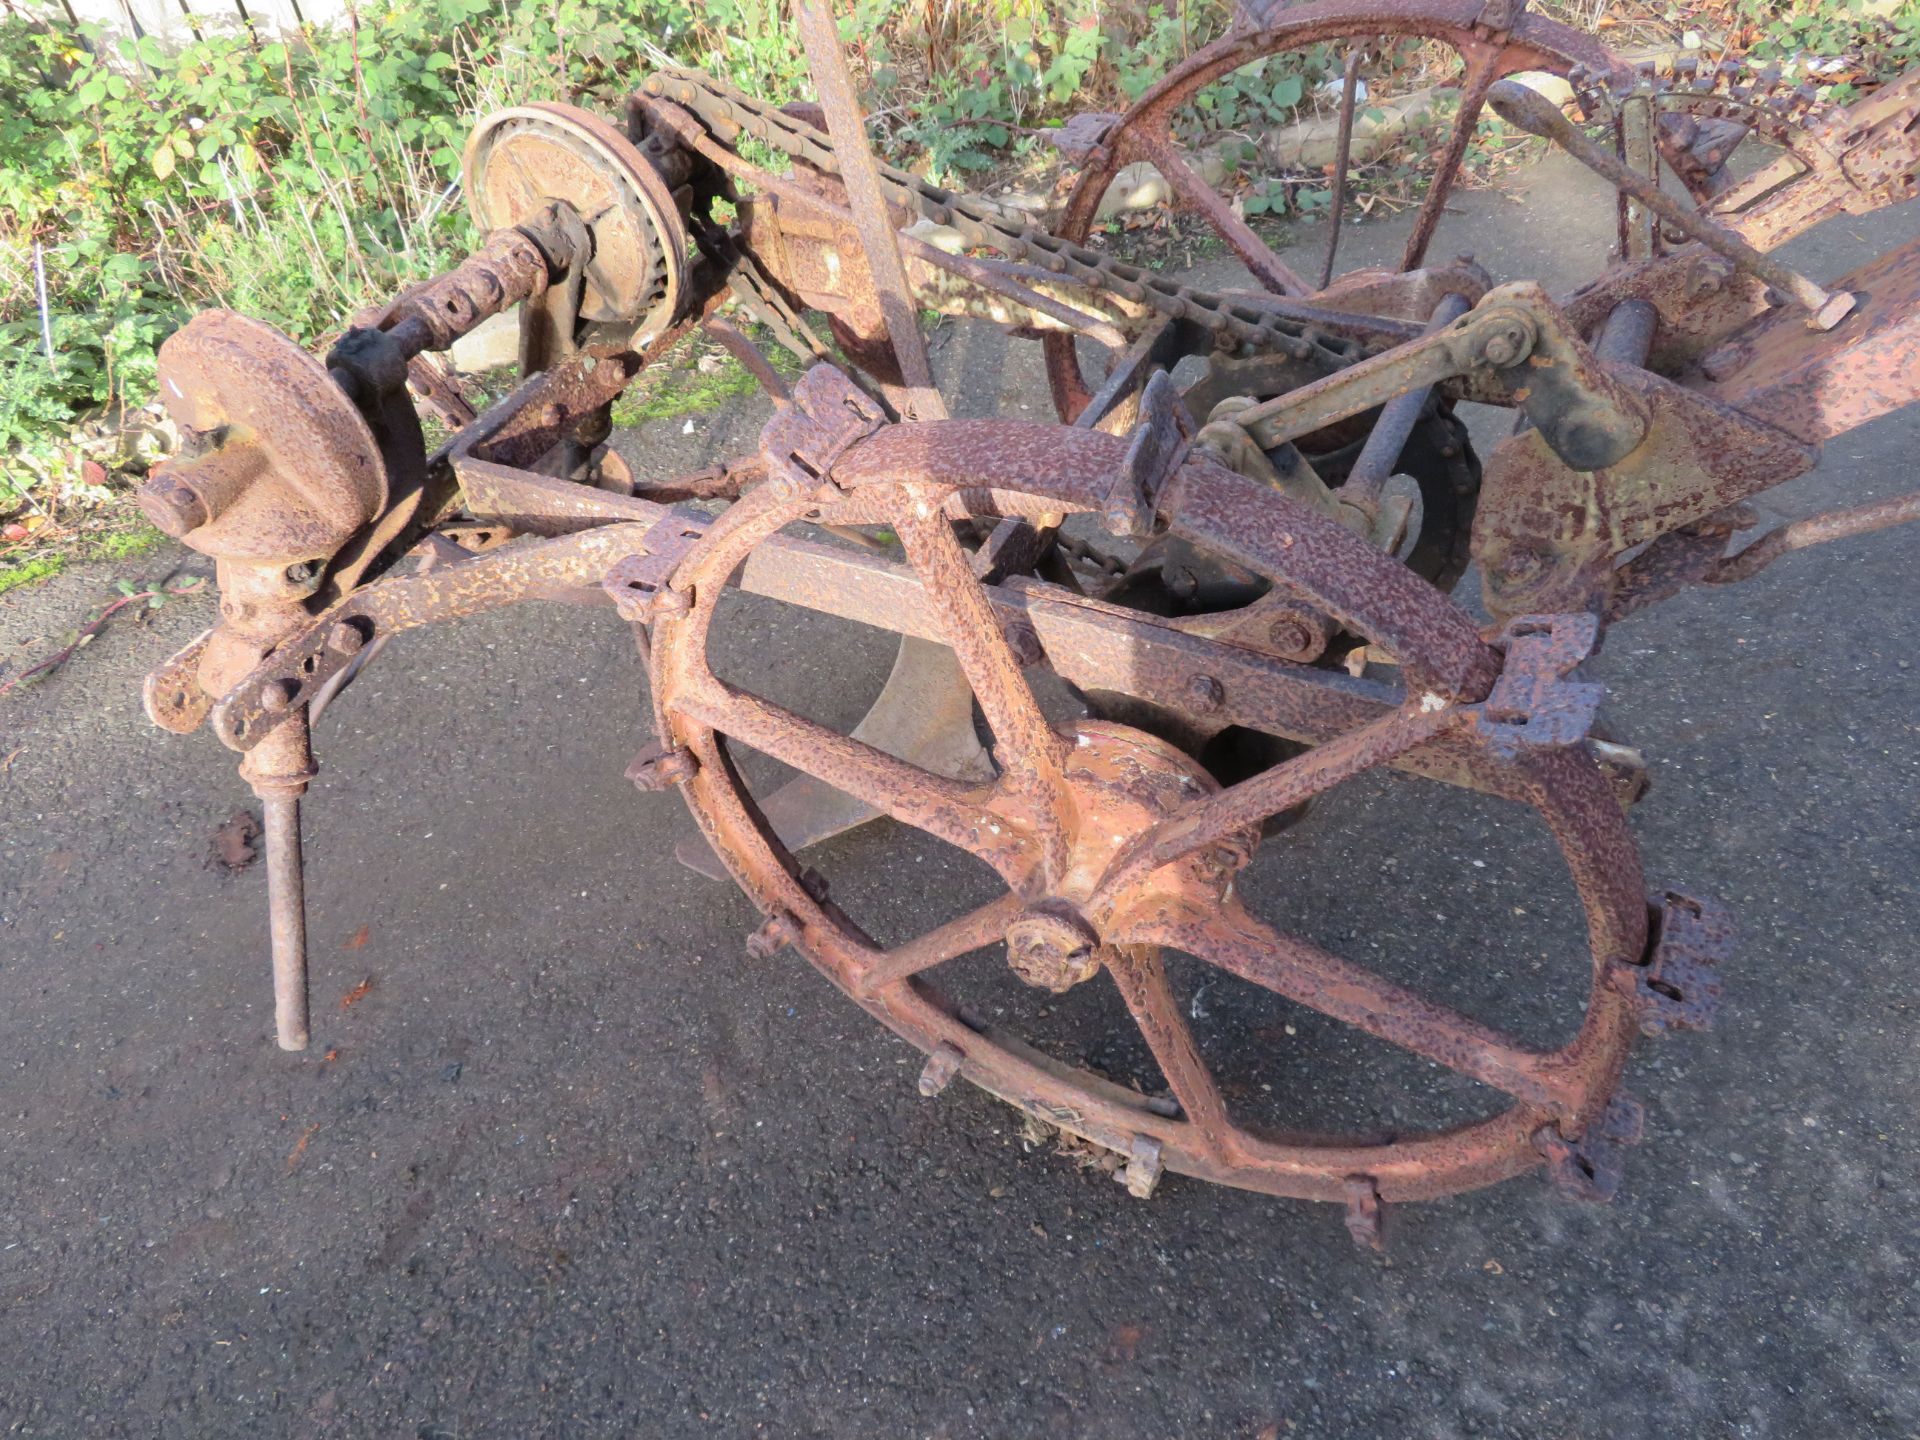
[
  {"x1": 1041, "y1": 0, "x2": 1621, "y2": 425},
  {"x1": 643, "y1": 401, "x2": 1650, "y2": 1211}
]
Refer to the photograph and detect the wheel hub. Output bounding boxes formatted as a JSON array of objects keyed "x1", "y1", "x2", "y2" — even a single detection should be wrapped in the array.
[{"x1": 1002, "y1": 721, "x2": 1255, "y2": 992}]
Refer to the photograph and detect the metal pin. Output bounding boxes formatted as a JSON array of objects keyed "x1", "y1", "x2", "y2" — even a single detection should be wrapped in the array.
[
  {"x1": 917, "y1": 1041, "x2": 964, "y2": 1097},
  {"x1": 261, "y1": 795, "x2": 310, "y2": 1051},
  {"x1": 1123, "y1": 1134, "x2": 1164, "y2": 1198}
]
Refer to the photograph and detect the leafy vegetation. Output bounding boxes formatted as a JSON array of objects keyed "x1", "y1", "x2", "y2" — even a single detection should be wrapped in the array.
[{"x1": 1, "y1": 0, "x2": 1914, "y2": 586}]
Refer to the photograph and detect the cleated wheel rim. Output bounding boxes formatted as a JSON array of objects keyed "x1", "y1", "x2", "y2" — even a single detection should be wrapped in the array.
[
  {"x1": 644, "y1": 410, "x2": 1648, "y2": 1206},
  {"x1": 1040, "y1": 2, "x2": 1619, "y2": 423}
]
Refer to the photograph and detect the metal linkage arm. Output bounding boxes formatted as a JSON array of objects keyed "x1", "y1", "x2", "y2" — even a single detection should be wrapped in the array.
[{"x1": 1229, "y1": 283, "x2": 1651, "y2": 473}]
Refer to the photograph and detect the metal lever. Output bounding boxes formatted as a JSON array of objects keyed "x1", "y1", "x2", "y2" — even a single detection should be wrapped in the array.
[{"x1": 1487, "y1": 80, "x2": 1855, "y2": 330}]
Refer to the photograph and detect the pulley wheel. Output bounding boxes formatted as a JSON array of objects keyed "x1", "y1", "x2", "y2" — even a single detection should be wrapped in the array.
[{"x1": 462, "y1": 101, "x2": 689, "y2": 330}]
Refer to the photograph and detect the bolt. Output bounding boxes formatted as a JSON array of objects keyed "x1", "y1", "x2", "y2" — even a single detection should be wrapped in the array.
[
  {"x1": 1698, "y1": 343, "x2": 1746, "y2": 382},
  {"x1": 1268, "y1": 618, "x2": 1316, "y2": 656},
  {"x1": 327, "y1": 621, "x2": 366, "y2": 656},
  {"x1": 1684, "y1": 258, "x2": 1730, "y2": 299},
  {"x1": 1186, "y1": 674, "x2": 1224, "y2": 714},
  {"x1": 1495, "y1": 548, "x2": 1548, "y2": 587},
  {"x1": 626, "y1": 743, "x2": 698, "y2": 792},
  {"x1": 641, "y1": 586, "x2": 693, "y2": 623},
  {"x1": 259, "y1": 678, "x2": 300, "y2": 714},
  {"x1": 1004, "y1": 622, "x2": 1045, "y2": 669},
  {"x1": 746, "y1": 907, "x2": 800, "y2": 960},
  {"x1": 1479, "y1": 317, "x2": 1536, "y2": 369},
  {"x1": 137, "y1": 478, "x2": 208, "y2": 539},
  {"x1": 1810, "y1": 291, "x2": 1857, "y2": 332}
]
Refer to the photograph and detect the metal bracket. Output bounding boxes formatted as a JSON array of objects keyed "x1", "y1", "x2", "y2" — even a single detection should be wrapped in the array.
[
  {"x1": 760, "y1": 363, "x2": 889, "y2": 501},
  {"x1": 1535, "y1": 1093, "x2": 1643, "y2": 1202},
  {"x1": 601, "y1": 509, "x2": 710, "y2": 621},
  {"x1": 1470, "y1": 612, "x2": 1605, "y2": 755},
  {"x1": 1343, "y1": 1175, "x2": 1386, "y2": 1251},
  {"x1": 1104, "y1": 370, "x2": 1192, "y2": 537},
  {"x1": 1616, "y1": 889, "x2": 1730, "y2": 1036}
]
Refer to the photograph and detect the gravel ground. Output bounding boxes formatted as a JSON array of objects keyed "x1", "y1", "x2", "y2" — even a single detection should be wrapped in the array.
[{"x1": 1, "y1": 151, "x2": 1916, "y2": 1438}]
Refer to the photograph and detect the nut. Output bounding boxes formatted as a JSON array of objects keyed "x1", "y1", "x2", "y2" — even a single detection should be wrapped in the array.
[
  {"x1": 1004, "y1": 622, "x2": 1045, "y2": 669},
  {"x1": 746, "y1": 907, "x2": 800, "y2": 960},
  {"x1": 1267, "y1": 617, "x2": 1317, "y2": 658},
  {"x1": 1478, "y1": 316, "x2": 1536, "y2": 369}
]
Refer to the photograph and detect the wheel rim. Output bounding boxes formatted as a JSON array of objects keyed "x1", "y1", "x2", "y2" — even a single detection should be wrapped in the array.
[{"x1": 644, "y1": 414, "x2": 1647, "y2": 1205}]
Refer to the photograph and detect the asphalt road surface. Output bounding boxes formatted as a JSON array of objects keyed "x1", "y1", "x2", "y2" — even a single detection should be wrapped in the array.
[{"x1": 2, "y1": 152, "x2": 1916, "y2": 1438}]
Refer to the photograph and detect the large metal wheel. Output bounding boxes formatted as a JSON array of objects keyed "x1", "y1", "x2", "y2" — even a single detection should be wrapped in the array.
[
  {"x1": 1041, "y1": 1, "x2": 1617, "y2": 422},
  {"x1": 642, "y1": 400, "x2": 1648, "y2": 1213}
]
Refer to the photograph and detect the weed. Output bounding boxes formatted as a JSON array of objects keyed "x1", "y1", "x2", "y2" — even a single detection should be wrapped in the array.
[{"x1": 0, "y1": 553, "x2": 65, "y2": 597}]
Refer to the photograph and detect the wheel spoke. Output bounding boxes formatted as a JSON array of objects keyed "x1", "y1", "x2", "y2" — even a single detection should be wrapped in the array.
[
  {"x1": 674, "y1": 684, "x2": 1037, "y2": 883},
  {"x1": 1094, "y1": 699, "x2": 1463, "y2": 905},
  {"x1": 1106, "y1": 944, "x2": 1234, "y2": 1149},
  {"x1": 891, "y1": 497, "x2": 1074, "y2": 865},
  {"x1": 1319, "y1": 49, "x2": 1363, "y2": 291},
  {"x1": 1399, "y1": 45, "x2": 1502, "y2": 272},
  {"x1": 856, "y1": 891, "x2": 1027, "y2": 994},
  {"x1": 1119, "y1": 897, "x2": 1585, "y2": 1115},
  {"x1": 1125, "y1": 126, "x2": 1310, "y2": 297}
]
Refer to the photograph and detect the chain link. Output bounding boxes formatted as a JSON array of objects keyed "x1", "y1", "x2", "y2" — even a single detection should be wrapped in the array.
[{"x1": 637, "y1": 67, "x2": 1371, "y2": 381}]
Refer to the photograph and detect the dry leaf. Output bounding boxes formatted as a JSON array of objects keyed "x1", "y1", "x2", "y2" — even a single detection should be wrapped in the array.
[
  {"x1": 344, "y1": 924, "x2": 370, "y2": 950},
  {"x1": 340, "y1": 976, "x2": 376, "y2": 1010},
  {"x1": 284, "y1": 1123, "x2": 320, "y2": 1174}
]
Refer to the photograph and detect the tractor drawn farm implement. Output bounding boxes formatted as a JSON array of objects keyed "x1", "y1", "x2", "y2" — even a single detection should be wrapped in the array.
[{"x1": 138, "y1": 0, "x2": 1920, "y2": 1246}]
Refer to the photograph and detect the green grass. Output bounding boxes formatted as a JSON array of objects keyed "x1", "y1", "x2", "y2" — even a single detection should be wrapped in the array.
[
  {"x1": 91, "y1": 524, "x2": 165, "y2": 561},
  {"x1": 0, "y1": 552, "x2": 65, "y2": 596},
  {"x1": 612, "y1": 329, "x2": 807, "y2": 428},
  {"x1": 613, "y1": 359, "x2": 767, "y2": 427},
  {"x1": 0, "y1": 520, "x2": 166, "y2": 598}
]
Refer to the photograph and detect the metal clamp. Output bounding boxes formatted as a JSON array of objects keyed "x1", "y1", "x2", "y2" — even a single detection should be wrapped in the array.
[
  {"x1": 1535, "y1": 1093, "x2": 1644, "y2": 1202},
  {"x1": 1470, "y1": 613, "x2": 1605, "y2": 755},
  {"x1": 1616, "y1": 889, "x2": 1730, "y2": 1036},
  {"x1": 601, "y1": 510, "x2": 710, "y2": 620},
  {"x1": 759, "y1": 363, "x2": 889, "y2": 501}
]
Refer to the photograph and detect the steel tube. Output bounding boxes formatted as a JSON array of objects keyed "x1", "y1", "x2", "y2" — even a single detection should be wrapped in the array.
[
  {"x1": 262, "y1": 796, "x2": 311, "y2": 1051},
  {"x1": 1337, "y1": 291, "x2": 1472, "y2": 507},
  {"x1": 1594, "y1": 298, "x2": 1658, "y2": 366}
]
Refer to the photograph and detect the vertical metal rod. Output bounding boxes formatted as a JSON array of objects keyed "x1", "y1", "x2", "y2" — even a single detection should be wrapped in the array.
[
  {"x1": 1336, "y1": 291, "x2": 1472, "y2": 507},
  {"x1": 1319, "y1": 51, "x2": 1362, "y2": 292},
  {"x1": 262, "y1": 796, "x2": 311, "y2": 1051},
  {"x1": 1399, "y1": 48, "x2": 1500, "y2": 273},
  {"x1": 793, "y1": 0, "x2": 947, "y2": 420}
]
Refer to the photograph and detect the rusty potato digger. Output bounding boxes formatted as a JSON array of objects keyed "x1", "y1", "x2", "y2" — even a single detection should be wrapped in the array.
[{"x1": 137, "y1": 0, "x2": 1920, "y2": 1247}]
